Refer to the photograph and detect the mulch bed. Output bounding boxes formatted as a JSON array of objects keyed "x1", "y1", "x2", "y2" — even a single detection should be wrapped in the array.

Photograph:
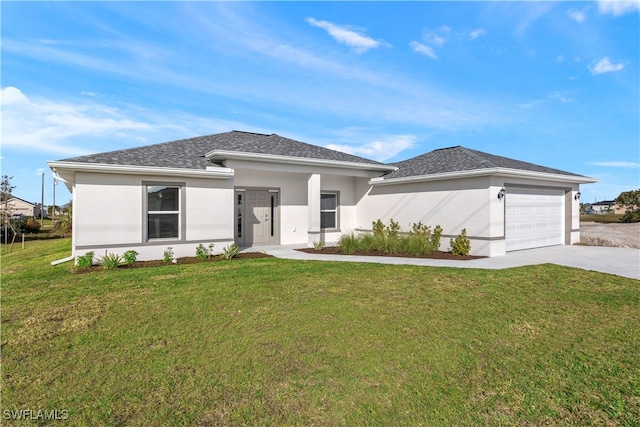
[
  {"x1": 296, "y1": 246, "x2": 486, "y2": 261},
  {"x1": 73, "y1": 252, "x2": 273, "y2": 273}
]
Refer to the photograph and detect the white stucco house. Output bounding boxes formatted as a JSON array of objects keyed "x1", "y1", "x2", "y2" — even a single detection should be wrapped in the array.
[{"x1": 48, "y1": 131, "x2": 596, "y2": 261}]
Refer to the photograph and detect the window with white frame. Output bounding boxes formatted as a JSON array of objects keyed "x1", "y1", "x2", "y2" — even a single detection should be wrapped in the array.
[
  {"x1": 320, "y1": 192, "x2": 338, "y2": 230},
  {"x1": 147, "y1": 185, "x2": 180, "y2": 239}
]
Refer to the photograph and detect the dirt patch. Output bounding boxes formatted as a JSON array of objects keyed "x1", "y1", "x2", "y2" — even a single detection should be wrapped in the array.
[
  {"x1": 296, "y1": 246, "x2": 486, "y2": 260},
  {"x1": 580, "y1": 222, "x2": 640, "y2": 248}
]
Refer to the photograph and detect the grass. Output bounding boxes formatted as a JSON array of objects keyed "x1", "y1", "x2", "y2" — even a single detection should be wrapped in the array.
[
  {"x1": 2, "y1": 239, "x2": 639, "y2": 425},
  {"x1": 580, "y1": 213, "x2": 624, "y2": 223}
]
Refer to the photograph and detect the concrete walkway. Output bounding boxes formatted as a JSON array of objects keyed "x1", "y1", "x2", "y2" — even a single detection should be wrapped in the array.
[{"x1": 241, "y1": 244, "x2": 640, "y2": 280}]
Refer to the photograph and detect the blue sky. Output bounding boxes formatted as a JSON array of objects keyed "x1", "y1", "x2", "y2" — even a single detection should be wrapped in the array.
[{"x1": 2, "y1": 1, "x2": 638, "y2": 205}]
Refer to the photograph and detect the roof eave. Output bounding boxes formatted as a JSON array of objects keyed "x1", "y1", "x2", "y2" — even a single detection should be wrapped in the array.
[
  {"x1": 47, "y1": 161, "x2": 235, "y2": 179},
  {"x1": 205, "y1": 150, "x2": 397, "y2": 172},
  {"x1": 370, "y1": 167, "x2": 598, "y2": 186}
]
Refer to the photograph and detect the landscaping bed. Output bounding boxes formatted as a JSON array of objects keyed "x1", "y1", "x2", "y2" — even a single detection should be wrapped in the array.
[
  {"x1": 297, "y1": 246, "x2": 486, "y2": 260},
  {"x1": 74, "y1": 252, "x2": 272, "y2": 272}
]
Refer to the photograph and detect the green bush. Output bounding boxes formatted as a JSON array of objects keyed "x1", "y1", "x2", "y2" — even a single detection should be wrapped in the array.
[
  {"x1": 450, "y1": 229, "x2": 471, "y2": 256},
  {"x1": 196, "y1": 243, "x2": 215, "y2": 260},
  {"x1": 431, "y1": 225, "x2": 443, "y2": 251},
  {"x1": 220, "y1": 243, "x2": 239, "y2": 261},
  {"x1": 338, "y1": 232, "x2": 361, "y2": 254},
  {"x1": 312, "y1": 240, "x2": 325, "y2": 251},
  {"x1": 123, "y1": 250, "x2": 139, "y2": 266},
  {"x1": 163, "y1": 247, "x2": 174, "y2": 263},
  {"x1": 620, "y1": 210, "x2": 640, "y2": 223},
  {"x1": 76, "y1": 251, "x2": 94, "y2": 268},
  {"x1": 615, "y1": 190, "x2": 640, "y2": 223},
  {"x1": 99, "y1": 253, "x2": 122, "y2": 270},
  {"x1": 338, "y1": 220, "x2": 444, "y2": 256}
]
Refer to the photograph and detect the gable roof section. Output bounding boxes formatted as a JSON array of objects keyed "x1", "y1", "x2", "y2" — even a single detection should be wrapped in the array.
[
  {"x1": 382, "y1": 146, "x2": 594, "y2": 183},
  {"x1": 56, "y1": 131, "x2": 390, "y2": 170}
]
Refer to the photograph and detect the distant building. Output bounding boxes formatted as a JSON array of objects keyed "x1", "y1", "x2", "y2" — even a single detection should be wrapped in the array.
[
  {"x1": 3, "y1": 196, "x2": 47, "y2": 218},
  {"x1": 591, "y1": 200, "x2": 616, "y2": 214}
]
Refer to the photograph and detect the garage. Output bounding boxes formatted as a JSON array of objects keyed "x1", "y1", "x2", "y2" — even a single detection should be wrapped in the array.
[{"x1": 505, "y1": 188, "x2": 565, "y2": 251}]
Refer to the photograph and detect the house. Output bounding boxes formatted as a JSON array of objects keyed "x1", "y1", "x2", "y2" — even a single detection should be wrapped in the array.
[
  {"x1": 48, "y1": 131, "x2": 596, "y2": 261},
  {"x1": 3, "y1": 196, "x2": 47, "y2": 218},
  {"x1": 591, "y1": 200, "x2": 616, "y2": 214}
]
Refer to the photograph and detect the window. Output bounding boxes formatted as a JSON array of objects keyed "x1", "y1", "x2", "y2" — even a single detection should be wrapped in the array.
[
  {"x1": 147, "y1": 185, "x2": 180, "y2": 239},
  {"x1": 320, "y1": 192, "x2": 338, "y2": 230}
]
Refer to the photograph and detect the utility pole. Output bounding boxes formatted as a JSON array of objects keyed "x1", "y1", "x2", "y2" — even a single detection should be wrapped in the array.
[{"x1": 41, "y1": 172, "x2": 44, "y2": 227}]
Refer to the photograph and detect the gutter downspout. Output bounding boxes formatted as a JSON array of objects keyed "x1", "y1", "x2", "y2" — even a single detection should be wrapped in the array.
[
  {"x1": 51, "y1": 255, "x2": 74, "y2": 266},
  {"x1": 49, "y1": 171, "x2": 74, "y2": 266}
]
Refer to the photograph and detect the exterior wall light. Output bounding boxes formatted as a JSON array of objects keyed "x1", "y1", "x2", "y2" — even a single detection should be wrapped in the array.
[
  {"x1": 497, "y1": 188, "x2": 506, "y2": 200},
  {"x1": 575, "y1": 191, "x2": 581, "y2": 201}
]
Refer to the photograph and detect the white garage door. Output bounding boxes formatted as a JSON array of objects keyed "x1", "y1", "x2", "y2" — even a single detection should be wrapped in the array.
[{"x1": 505, "y1": 188, "x2": 564, "y2": 251}]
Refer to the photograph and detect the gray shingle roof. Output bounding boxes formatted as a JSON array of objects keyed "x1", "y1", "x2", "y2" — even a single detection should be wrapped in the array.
[
  {"x1": 58, "y1": 131, "x2": 387, "y2": 169},
  {"x1": 57, "y1": 132, "x2": 587, "y2": 180},
  {"x1": 385, "y1": 146, "x2": 584, "y2": 179}
]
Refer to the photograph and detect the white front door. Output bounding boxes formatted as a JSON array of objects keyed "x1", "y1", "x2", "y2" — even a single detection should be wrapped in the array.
[{"x1": 505, "y1": 188, "x2": 564, "y2": 251}]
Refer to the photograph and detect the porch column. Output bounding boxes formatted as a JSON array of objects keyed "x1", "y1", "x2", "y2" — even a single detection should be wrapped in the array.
[{"x1": 307, "y1": 173, "x2": 321, "y2": 247}]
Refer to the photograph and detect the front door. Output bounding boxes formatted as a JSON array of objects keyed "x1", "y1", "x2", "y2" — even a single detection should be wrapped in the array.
[{"x1": 237, "y1": 189, "x2": 279, "y2": 246}]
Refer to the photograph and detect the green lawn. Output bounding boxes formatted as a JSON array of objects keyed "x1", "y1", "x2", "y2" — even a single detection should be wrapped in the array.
[{"x1": 2, "y1": 239, "x2": 639, "y2": 426}]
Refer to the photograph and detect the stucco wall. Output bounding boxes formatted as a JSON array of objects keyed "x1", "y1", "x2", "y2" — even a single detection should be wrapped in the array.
[
  {"x1": 73, "y1": 172, "x2": 234, "y2": 261},
  {"x1": 356, "y1": 176, "x2": 494, "y2": 254}
]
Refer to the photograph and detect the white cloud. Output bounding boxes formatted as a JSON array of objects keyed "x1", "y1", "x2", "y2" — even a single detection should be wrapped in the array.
[
  {"x1": 556, "y1": 55, "x2": 565, "y2": 62},
  {"x1": 1, "y1": 86, "x2": 30, "y2": 104},
  {"x1": 590, "y1": 161, "x2": 640, "y2": 168},
  {"x1": 326, "y1": 135, "x2": 417, "y2": 162},
  {"x1": 410, "y1": 41, "x2": 437, "y2": 59},
  {"x1": 0, "y1": 87, "x2": 183, "y2": 156},
  {"x1": 589, "y1": 57, "x2": 625, "y2": 75},
  {"x1": 306, "y1": 17, "x2": 388, "y2": 54},
  {"x1": 567, "y1": 9, "x2": 587, "y2": 22},
  {"x1": 469, "y1": 28, "x2": 486, "y2": 40},
  {"x1": 424, "y1": 33, "x2": 446, "y2": 47},
  {"x1": 597, "y1": 0, "x2": 640, "y2": 16}
]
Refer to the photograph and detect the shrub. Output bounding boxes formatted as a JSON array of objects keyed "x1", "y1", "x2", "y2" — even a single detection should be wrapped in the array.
[
  {"x1": 620, "y1": 210, "x2": 640, "y2": 223},
  {"x1": 369, "y1": 218, "x2": 402, "y2": 253},
  {"x1": 25, "y1": 217, "x2": 41, "y2": 233},
  {"x1": 163, "y1": 247, "x2": 174, "y2": 263},
  {"x1": 615, "y1": 189, "x2": 640, "y2": 223},
  {"x1": 55, "y1": 216, "x2": 72, "y2": 236},
  {"x1": 123, "y1": 250, "x2": 139, "y2": 266},
  {"x1": 372, "y1": 219, "x2": 385, "y2": 238},
  {"x1": 99, "y1": 252, "x2": 122, "y2": 270},
  {"x1": 220, "y1": 243, "x2": 239, "y2": 260},
  {"x1": 450, "y1": 229, "x2": 471, "y2": 256},
  {"x1": 338, "y1": 232, "x2": 361, "y2": 254},
  {"x1": 76, "y1": 251, "x2": 94, "y2": 268},
  {"x1": 312, "y1": 240, "x2": 325, "y2": 251},
  {"x1": 431, "y1": 225, "x2": 443, "y2": 251},
  {"x1": 196, "y1": 243, "x2": 215, "y2": 260}
]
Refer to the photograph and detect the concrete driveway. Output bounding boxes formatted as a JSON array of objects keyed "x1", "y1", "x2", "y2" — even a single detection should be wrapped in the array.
[{"x1": 246, "y1": 245, "x2": 640, "y2": 280}]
